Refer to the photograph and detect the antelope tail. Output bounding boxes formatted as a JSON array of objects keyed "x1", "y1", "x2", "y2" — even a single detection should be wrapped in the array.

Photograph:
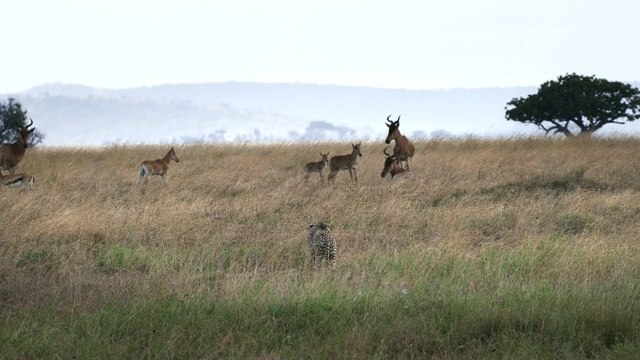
[{"x1": 139, "y1": 165, "x2": 148, "y2": 177}]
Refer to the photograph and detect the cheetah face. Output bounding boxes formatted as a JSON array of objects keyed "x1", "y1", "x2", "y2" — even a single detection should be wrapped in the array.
[{"x1": 309, "y1": 222, "x2": 329, "y2": 232}]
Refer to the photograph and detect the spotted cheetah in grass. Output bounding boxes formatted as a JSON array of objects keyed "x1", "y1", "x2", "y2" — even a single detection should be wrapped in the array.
[{"x1": 308, "y1": 222, "x2": 336, "y2": 268}]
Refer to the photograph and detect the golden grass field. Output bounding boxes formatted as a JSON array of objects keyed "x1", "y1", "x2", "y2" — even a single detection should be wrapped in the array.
[{"x1": 1, "y1": 137, "x2": 640, "y2": 358}]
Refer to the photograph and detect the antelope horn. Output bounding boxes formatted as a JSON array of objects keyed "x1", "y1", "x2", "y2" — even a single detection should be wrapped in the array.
[
  {"x1": 16, "y1": 118, "x2": 34, "y2": 130},
  {"x1": 386, "y1": 114, "x2": 393, "y2": 124},
  {"x1": 383, "y1": 146, "x2": 392, "y2": 157}
]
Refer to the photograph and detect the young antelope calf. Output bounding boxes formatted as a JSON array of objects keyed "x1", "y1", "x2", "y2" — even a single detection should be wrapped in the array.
[
  {"x1": 139, "y1": 147, "x2": 180, "y2": 185},
  {"x1": 328, "y1": 142, "x2": 362, "y2": 184},
  {"x1": 0, "y1": 156, "x2": 35, "y2": 191},
  {"x1": 303, "y1": 152, "x2": 330, "y2": 182}
]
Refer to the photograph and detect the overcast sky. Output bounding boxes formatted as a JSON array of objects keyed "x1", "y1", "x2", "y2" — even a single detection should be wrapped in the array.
[{"x1": 2, "y1": 0, "x2": 639, "y2": 94}]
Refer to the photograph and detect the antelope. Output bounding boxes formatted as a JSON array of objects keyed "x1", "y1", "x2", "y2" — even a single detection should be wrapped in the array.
[
  {"x1": 327, "y1": 142, "x2": 362, "y2": 184},
  {"x1": 381, "y1": 146, "x2": 413, "y2": 180},
  {"x1": 303, "y1": 152, "x2": 330, "y2": 182},
  {"x1": 385, "y1": 114, "x2": 415, "y2": 170},
  {"x1": 0, "y1": 118, "x2": 35, "y2": 174},
  {"x1": 0, "y1": 156, "x2": 35, "y2": 191},
  {"x1": 139, "y1": 147, "x2": 180, "y2": 185}
]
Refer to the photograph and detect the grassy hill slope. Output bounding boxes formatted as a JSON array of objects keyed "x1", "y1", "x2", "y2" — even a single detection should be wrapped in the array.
[{"x1": 1, "y1": 138, "x2": 639, "y2": 358}]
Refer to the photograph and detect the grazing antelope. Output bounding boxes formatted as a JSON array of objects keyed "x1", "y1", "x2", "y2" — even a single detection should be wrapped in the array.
[
  {"x1": 381, "y1": 146, "x2": 413, "y2": 180},
  {"x1": 327, "y1": 142, "x2": 362, "y2": 184},
  {"x1": 0, "y1": 156, "x2": 35, "y2": 191},
  {"x1": 139, "y1": 147, "x2": 180, "y2": 185},
  {"x1": 0, "y1": 118, "x2": 35, "y2": 174},
  {"x1": 304, "y1": 152, "x2": 330, "y2": 182},
  {"x1": 385, "y1": 114, "x2": 415, "y2": 171}
]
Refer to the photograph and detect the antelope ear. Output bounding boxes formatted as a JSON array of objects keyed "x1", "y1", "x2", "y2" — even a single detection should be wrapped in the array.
[{"x1": 29, "y1": 128, "x2": 35, "y2": 133}]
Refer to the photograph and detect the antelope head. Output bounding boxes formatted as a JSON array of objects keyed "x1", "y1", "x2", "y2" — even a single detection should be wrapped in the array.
[
  {"x1": 353, "y1": 142, "x2": 362, "y2": 157},
  {"x1": 381, "y1": 146, "x2": 398, "y2": 178},
  {"x1": 16, "y1": 118, "x2": 35, "y2": 148},
  {"x1": 385, "y1": 114, "x2": 401, "y2": 144},
  {"x1": 168, "y1": 147, "x2": 180, "y2": 163}
]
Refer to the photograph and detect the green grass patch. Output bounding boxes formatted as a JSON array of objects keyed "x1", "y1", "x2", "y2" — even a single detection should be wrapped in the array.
[
  {"x1": 4, "y1": 234, "x2": 640, "y2": 358},
  {"x1": 97, "y1": 244, "x2": 150, "y2": 273},
  {"x1": 16, "y1": 247, "x2": 53, "y2": 269},
  {"x1": 2, "y1": 273, "x2": 639, "y2": 359}
]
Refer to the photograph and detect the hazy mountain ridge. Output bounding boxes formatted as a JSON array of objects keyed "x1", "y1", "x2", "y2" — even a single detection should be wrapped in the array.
[
  {"x1": 19, "y1": 94, "x2": 315, "y2": 146},
  {"x1": 7, "y1": 81, "x2": 640, "y2": 146}
]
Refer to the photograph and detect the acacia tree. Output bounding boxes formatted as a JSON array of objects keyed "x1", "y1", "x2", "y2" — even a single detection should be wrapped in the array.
[
  {"x1": 0, "y1": 97, "x2": 45, "y2": 145},
  {"x1": 505, "y1": 74, "x2": 640, "y2": 137}
]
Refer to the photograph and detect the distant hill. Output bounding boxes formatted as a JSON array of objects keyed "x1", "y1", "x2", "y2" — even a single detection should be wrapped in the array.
[{"x1": 4, "y1": 81, "x2": 640, "y2": 146}]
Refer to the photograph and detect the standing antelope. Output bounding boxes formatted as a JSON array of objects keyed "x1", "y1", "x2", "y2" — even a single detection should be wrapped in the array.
[
  {"x1": 0, "y1": 118, "x2": 35, "y2": 174},
  {"x1": 381, "y1": 146, "x2": 413, "y2": 180},
  {"x1": 385, "y1": 115, "x2": 415, "y2": 170},
  {"x1": 304, "y1": 152, "x2": 330, "y2": 182},
  {"x1": 0, "y1": 156, "x2": 35, "y2": 191},
  {"x1": 139, "y1": 147, "x2": 180, "y2": 185},
  {"x1": 327, "y1": 142, "x2": 362, "y2": 184}
]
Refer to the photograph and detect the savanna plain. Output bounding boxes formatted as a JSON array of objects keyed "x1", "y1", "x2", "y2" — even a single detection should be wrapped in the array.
[{"x1": 1, "y1": 137, "x2": 640, "y2": 359}]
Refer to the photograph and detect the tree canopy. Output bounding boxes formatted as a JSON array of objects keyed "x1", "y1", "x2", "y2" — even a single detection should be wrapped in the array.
[
  {"x1": 505, "y1": 74, "x2": 640, "y2": 137},
  {"x1": 0, "y1": 97, "x2": 45, "y2": 145}
]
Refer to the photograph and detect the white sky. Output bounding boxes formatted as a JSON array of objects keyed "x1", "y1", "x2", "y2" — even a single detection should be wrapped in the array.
[{"x1": 2, "y1": 0, "x2": 640, "y2": 93}]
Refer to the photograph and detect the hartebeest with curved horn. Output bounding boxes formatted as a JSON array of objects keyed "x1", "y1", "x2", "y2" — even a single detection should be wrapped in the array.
[
  {"x1": 381, "y1": 146, "x2": 413, "y2": 180},
  {"x1": 328, "y1": 142, "x2": 362, "y2": 184},
  {"x1": 0, "y1": 118, "x2": 35, "y2": 174},
  {"x1": 139, "y1": 147, "x2": 180, "y2": 185},
  {"x1": 385, "y1": 114, "x2": 415, "y2": 170},
  {"x1": 0, "y1": 156, "x2": 35, "y2": 191},
  {"x1": 304, "y1": 152, "x2": 330, "y2": 182}
]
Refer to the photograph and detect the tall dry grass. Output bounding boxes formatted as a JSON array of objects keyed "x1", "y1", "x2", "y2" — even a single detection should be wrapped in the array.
[{"x1": 1, "y1": 137, "x2": 640, "y2": 358}]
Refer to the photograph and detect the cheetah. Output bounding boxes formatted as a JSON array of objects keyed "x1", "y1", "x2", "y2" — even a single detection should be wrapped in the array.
[{"x1": 308, "y1": 222, "x2": 337, "y2": 268}]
